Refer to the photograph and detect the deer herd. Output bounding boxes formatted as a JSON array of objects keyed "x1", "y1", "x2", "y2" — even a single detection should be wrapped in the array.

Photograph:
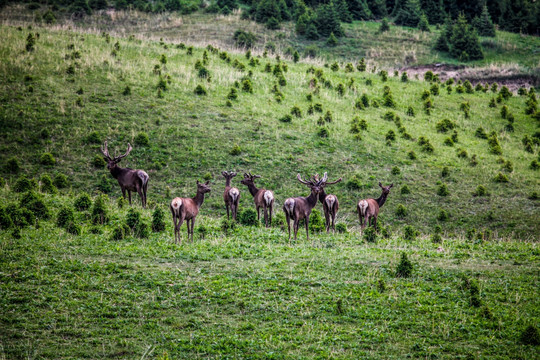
[{"x1": 100, "y1": 142, "x2": 393, "y2": 244}]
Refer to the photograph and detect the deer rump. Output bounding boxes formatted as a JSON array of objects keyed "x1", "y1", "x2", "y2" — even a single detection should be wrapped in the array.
[
  {"x1": 358, "y1": 199, "x2": 377, "y2": 217},
  {"x1": 283, "y1": 198, "x2": 296, "y2": 219},
  {"x1": 119, "y1": 168, "x2": 149, "y2": 192}
]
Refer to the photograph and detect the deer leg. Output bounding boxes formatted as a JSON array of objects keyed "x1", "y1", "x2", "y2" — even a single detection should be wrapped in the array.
[
  {"x1": 226, "y1": 205, "x2": 230, "y2": 220},
  {"x1": 332, "y1": 212, "x2": 337, "y2": 232},
  {"x1": 142, "y1": 182, "x2": 148, "y2": 208},
  {"x1": 268, "y1": 204, "x2": 272, "y2": 227},
  {"x1": 190, "y1": 217, "x2": 196, "y2": 242},
  {"x1": 285, "y1": 213, "x2": 291, "y2": 244},
  {"x1": 293, "y1": 219, "x2": 299, "y2": 241},
  {"x1": 324, "y1": 207, "x2": 330, "y2": 233},
  {"x1": 127, "y1": 190, "x2": 132, "y2": 205},
  {"x1": 121, "y1": 187, "x2": 126, "y2": 200},
  {"x1": 305, "y1": 215, "x2": 311, "y2": 243},
  {"x1": 263, "y1": 206, "x2": 268, "y2": 228},
  {"x1": 373, "y1": 216, "x2": 378, "y2": 233},
  {"x1": 256, "y1": 206, "x2": 260, "y2": 221},
  {"x1": 177, "y1": 214, "x2": 185, "y2": 245}
]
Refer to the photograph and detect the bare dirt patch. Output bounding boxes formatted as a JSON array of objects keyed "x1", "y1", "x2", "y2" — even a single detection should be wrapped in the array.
[{"x1": 401, "y1": 63, "x2": 539, "y2": 92}]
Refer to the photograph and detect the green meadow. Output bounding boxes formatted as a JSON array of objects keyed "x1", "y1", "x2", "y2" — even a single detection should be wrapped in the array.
[{"x1": 0, "y1": 21, "x2": 539, "y2": 359}]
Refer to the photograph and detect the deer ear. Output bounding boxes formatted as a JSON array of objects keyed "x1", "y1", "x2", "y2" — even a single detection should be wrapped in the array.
[
  {"x1": 222, "y1": 171, "x2": 227, "y2": 177},
  {"x1": 379, "y1": 182, "x2": 383, "y2": 188},
  {"x1": 389, "y1": 183, "x2": 394, "y2": 188},
  {"x1": 197, "y1": 180, "x2": 200, "y2": 184},
  {"x1": 205, "y1": 180, "x2": 210, "y2": 185}
]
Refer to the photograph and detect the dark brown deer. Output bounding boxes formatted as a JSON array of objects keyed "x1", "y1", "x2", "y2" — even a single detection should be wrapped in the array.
[
  {"x1": 222, "y1": 171, "x2": 240, "y2": 221},
  {"x1": 170, "y1": 180, "x2": 211, "y2": 244},
  {"x1": 283, "y1": 174, "x2": 322, "y2": 244},
  {"x1": 315, "y1": 172, "x2": 342, "y2": 232},
  {"x1": 240, "y1": 172, "x2": 274, "y2": 227},
  {"x1": 100, "y1": 141, "x2": 149, "y2": 208},
  {"x1": 357, "y1": 182, "x2": 393, "y2": 230}
]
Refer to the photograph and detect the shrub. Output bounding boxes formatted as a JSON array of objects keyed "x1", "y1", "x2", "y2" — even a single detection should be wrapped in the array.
[
  {"x1": 239, "y1": 208, "x2": 258, "y2": 226},
  {"x1": 151, "y1": 207, "x2": 166, "y2": 232},
  {"x1": 520, "y1": 325, "x2": 540, "y2": 345},
  {"x1": 241, "y1": 79, "x2": 253, "y2": 93},
  {"x1": 134, "y1": 132, "x2": 149, "y2": 146},
  {"x1": 408, "y1": 151, "x2": 417, "y2": 160},
  {"x1": 230, "y1": 144, "x2": 241, "y2": 156},
  {"x1": 431, "y1": 233, "x2": 442, "y2": 243},
  {"x1": 444, "y1": 138, "x2": 454, "y2": 146},
  {"x1": 500, "y1": 105, "x2": 509, "y2": 119},
  {"x1": 530, "y1": 160, "x2": 540, "y2": 170},
  {"x1": 122, "y1": 85, "x2": 131, "y2": 96},
  {"x1": 57, "y1": 205, "x2": 75, "y2": 229},
  {"x1": 194, "y1": 85, "x2": 207, "y2": 95},
  {"x1": 53, "y1": 173, "x2": 69, "y2": 189},
  {"x1": 475, "y1": 127, "x2": 487, "y2": 139},
  {"x1": 5, "y1": 157, "x2": 20, "y2": 173},
  {"x1": 441, "y1": 166, "x2": 449, "y2": 177},
  {"x1": 279, "y1": 114, "x2": 292, "y2": 123},
  {"x1": 395, "y1": 204, "x2": 407, "y2": 218},
  {"x1": 110, "y1": 226, "x2": 125, "y2": 241},
  {"x1": 40, "y1": 153, "x2": 56, "y2": 166},
  {"x1": 291, "y1": 106, "x2": 302, "y2": 118},
  {"x1": 92, "y1": 155, "x2": 107, "y2": 168},
  {"x1": 91, "y1": 194, "x2": 108, "y2": 224},
  {"x1": 437, "y1": 209, "x2": 449, "y2": 221},
  {"x1": 74, "y1": 192, "x2": 92, "y2": 211},
  {"x1": 401, "y1": 185, "x2": 411, "y2": 195},
  {"x1": 386, "y1": 130, "x2": 396, "y2": 142},
  {"x1": 494, "y1": 172, "x2": 509, "y2": 183},
  {"x1": 488, "y1": 133, "x2": 502, "y2": 155},
  {"x1": 309, "y1": 209, "x2": 325, "y2": 233},
  {"x1": 363, "y1": 226, "x2": 377, "y2": 243},
  {"x1": 437, "y1": 183, "x2": 449, "y2": 196},
  {"x1": 40, "y1": 174, "x2": 57, "y2": 194},
  {"x1": 403, "y1": 225, "x2": 417, "y2": 241},
  {"x1": 317, "y1": 127, "x2": 330, "y2": 138},
  {"x1": 436, "y1": 119, "x2": 456, "y2": 133},
  {"x1": 0, "y1": 206, "x2": 13, "y2": 230},
  {"x1": 391, "y1": 166, "x2": 400, "y2": 175},
  {"x1": 233, "y1": 29, "x2": 257, "y2": 48},
  {"x1": 14, "y1": 175, "x2": 35, "y2": 193},
  {"x1": 20, "y1": 191, "x2": 49, "y2": 220},
  {"x1": 395, "y1": 253, "x2": 413, "y2": 278},
  {"x1": 335, "y1": 223, "x2": 347, "y2": 233}
]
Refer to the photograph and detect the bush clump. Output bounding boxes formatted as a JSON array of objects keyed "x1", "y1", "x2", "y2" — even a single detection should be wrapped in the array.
[
  {"x1": 5, "y1": 157, "x2": 20, "y2": 173},
  {"x1": 91, "y1": 194, "x2": 109, "y2": 224},
  {"x1": 194, "y1": 85, "x2": 207, "y2": 95},
  {"x1": 494, "y1": 172, "x2": 509, "y2": 183},
  {"x1": 473, "y1": 185, "x2": 488, "y2": 197},
  {"x1": 395, "y1": 253, "x2": 413, "y2": 278},
  {"x1": 335, "y1": 223, "x2": 347, "y2": 233},
  {"x1": 230, "y1": 144, "x2": 242, "y2": 155},
  {"x1": 436, "y1": 119, "x2": 456, "y2": 133},
  {"x1": 151, "y1": 207, "x2": 166, "y2": 232},
  {"x1": 134, "y1": 132, "x2": 149, "y2": 146},
  {"x1": 40, "y1": 174, "x2": 57, "y2": 194},
  {"x1": 14, "y1": 175, "x2": 36, "y2": 193},
  {"x1": 395, "y1": 204, "x2": 407, "y2": 218},
  {"x1": 53, "y1": 173, "x2": 69, "y2": 189},
  {"x1": 403, "y1": 225, "x2": 417, "y2": 241},
  {"x1": 20, "y1": 191, "x2": 50, "y2": 220},
  {"x1": 437, "y1": 183, "x2": 449, "y2": 196},
  {"x1": 363, "y1": 226, "x2": 377, "y2": 243},
  {"x1": 74, "y1": 192, "x2": 92, "y2": 211},
  {"x1": 40, "y1": 153, "x2": 56, "y2": 166},
  {"x1": 520, "y1": 325, "x2": 540, "y2": 345},
  {"x1": 57, "y1": 205, "x2": 75, "y2": 229},
  {"x1": 239, "y1": 208, "x2": 258, "y2": 226},
  {"x1": 308, "y1": 209, "x2": 325, "y2": 233}
]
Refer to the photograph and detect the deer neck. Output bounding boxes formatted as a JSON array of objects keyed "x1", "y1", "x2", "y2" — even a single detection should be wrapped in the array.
[
  {"x1": 376, "y1": 192, "x2": 388, "y2": 208},
  {"x1": 247, "y1": 183, "x2": 260, "y2": 197},
  {"x1": 306, "y1": 190, "x2": 319, "y2": 209},
  {"x1": 225, "y1": 178, "x2": 231, "y2": 187},
  {"x1": 193, "y1": 190, "x2": 206, "y2": 208},
  {"x1": 318, "y1": 188, "x2": 327, "y2": 203},
  {"x1": 109, "y1": 165, "x2": 123, "y2": 179}
]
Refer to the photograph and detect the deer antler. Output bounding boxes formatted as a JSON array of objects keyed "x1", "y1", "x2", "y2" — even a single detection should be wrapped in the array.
[
  {"x1": 113, "y1": 143, "x2": 133, "y2": 162},
  {"x1": 297, "y1": 173, "x2": 313, "y2": 185},
  {"x1": 320, "y1": 172, "x2": 342, "y2": 185},
  {"x1": 100, "y1": 141, "x2": 112, "y2": 161}
]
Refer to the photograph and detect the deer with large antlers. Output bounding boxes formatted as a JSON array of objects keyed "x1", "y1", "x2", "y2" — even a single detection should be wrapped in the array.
[
  {"x1": 314, "y1": 172, "x2": 342, "y2": 233},
  {"x1": 283, "y1": 174, "x2": 322, "y2": 244},
  {"x1": 240, "y1": 172, "x2": 274, "y2": 227},
  {"x1": 222, "y1": 171, "x2": 240, "y2": 221},
  {"x1": 100, "y1": 141, "x2": 149, "y2": 208},
  {"x1": 357, "y1": 182, "x2": 393, "y2": 230},
  {"x1": 170, "y1": 180, "x2": 211, "y2": 244}
]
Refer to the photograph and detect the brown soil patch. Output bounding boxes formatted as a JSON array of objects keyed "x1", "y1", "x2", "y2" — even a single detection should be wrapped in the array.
[{"x1": 400, "y1": 64, "x2": 539, "y2": 92}]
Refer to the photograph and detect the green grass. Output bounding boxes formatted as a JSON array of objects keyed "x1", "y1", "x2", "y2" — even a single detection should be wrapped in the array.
[
  {"x1": 0, "y1": 23, "x2": 539, "y2": 359},
  {"x1": 1, "y1": 187, "x2": 539, "y2": 359}
]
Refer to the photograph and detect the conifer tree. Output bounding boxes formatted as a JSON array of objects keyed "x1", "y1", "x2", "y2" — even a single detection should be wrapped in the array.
[
  {"x1": 418, "y1": 12, "x2": 430, "y2": 31},
  {"x1": 434, "y1": 15, "x2": 452, "y2": 52},
  {"x1": 367, "y1": 0, "x2": 388, "y2": 19},
  {"x1": 349, "y1": 0, "x2": 373, "y2": 20},
  {"x1": 335, "y1": 0, "x2": 353, "y2": 22},
  {"x1": 379, "y1": 18, "x2": 390, "y2": 32},
  {"x1": 315, "y1": 1, "x2": 344, "y2": 37},
  {"x1": 255, "y1": 0, "x2": 282, "y2": 24},
  {"x1": 421, "y1": 0, "x2": 444, "y2": 24},
  {"x1": 449, "y1": 13, "x2": 483, "y2": 61},
  {"x1": 327, "y1": 32, "x2": 338, "y2": 46},
  {"x1": 394, "y1": 0, "x2": 421, "y2": 27},
  {"x1": 474, "y1": 5, "x2": 495, "y2": 37}
]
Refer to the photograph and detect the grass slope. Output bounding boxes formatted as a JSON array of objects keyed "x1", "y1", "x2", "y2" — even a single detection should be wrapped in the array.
[
  {"x1": 0, "y1": 25, "x2": 539, "y2": 359},
  {"x1": 0, "y1": 25, "x2": 538, "y2": 236}
]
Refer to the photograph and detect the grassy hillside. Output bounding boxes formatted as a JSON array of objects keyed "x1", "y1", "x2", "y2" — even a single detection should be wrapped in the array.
[
  {"x1": 0, "y1": 25, "x2": 538, "y2": 236},
  {"x1": 0, "y1": 25, "x2": 539, "y2": 359},
  {"x1": 2, "y1": 5, "x2": 540, "y2": 71}
]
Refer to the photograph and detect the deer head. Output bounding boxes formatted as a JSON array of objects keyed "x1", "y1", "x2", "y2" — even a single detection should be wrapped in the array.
[
  {"x1": 379, "y1": 182, "x2": 394, "y2": 195},
  {"x1": 296, "y1": 173, "x2": 323, "y2": 195},
  {"x1": 196, "y1": 180, "x2": 212, "y2": 194},
  {"x1": 222, "y1": 171, "x2": 237, "y2": 180},
  {"x1": 100, "y1": 141, "x2": 132, "y2": 170},
  {"x1": 240, "y1": 172, "x2": 261, "y2": 186}
]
